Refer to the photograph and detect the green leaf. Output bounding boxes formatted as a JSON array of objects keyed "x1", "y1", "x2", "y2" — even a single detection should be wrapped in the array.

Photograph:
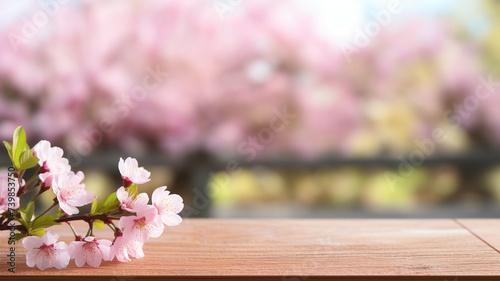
[
  {"x1": 90, "y1": 198, "x2": 98, "y2": 214},
  {"x1": 96, "y1": 192, "x2": 120, "y2": 213},
  {"x1": 12, "y1": 126, "x2": 27, "y2": 170},
  {"x1": 3, "y1": 141, "x2": 13, "y2": 163},
  {"x1": 14, "y1": 233, "x2": 25, "y2": 241},
  {"x1": 29, "y1": 229, "x2": 46, "y2": 238},
  {"x1": 32, "y1": 215, "x2": 60, "y2": 229},
  {"x1": 19, "y1": 201, "x2": 35, "y2": 230},
  {"x1": 93, "y1": 219, "x2": 105, "y2": 229},
  {"x1": 17, "y1": 217, "x2": 29, "y2": 230},
  {"x1": 19, "y1": 149, "x2": 39, "y2": 170}
]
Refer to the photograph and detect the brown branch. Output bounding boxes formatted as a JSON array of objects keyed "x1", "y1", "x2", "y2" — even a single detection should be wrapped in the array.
[
  {"x1": 55, "y1": 213, "x2": 133, "y2": 224},
  {"x1": 0, "y1": 221, "x2": 26, "y2": 232},
  {"x1": 0, "y1": 212, "x2": 132, "y2": 233}
]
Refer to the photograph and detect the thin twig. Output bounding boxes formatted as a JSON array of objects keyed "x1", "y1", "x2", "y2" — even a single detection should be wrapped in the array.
[
  {"x1": 86, "y1": 221, "x2": 93, "y2": 237},
  {"x1": 23, "y1": 171, "x2": 40, "y2": 191},
  {"x1": 67, "y1": 222, "x2": 79, "y2": 239}
]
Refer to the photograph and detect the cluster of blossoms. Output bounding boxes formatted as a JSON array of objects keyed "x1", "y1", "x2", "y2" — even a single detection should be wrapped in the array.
[{"x1": 0, "y1": 126, "x2": 183, "y2": 270}]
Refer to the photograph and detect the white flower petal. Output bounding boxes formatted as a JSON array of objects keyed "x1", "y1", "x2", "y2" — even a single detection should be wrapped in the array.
[
  {"x1": 52, "y1": 249, "x2": 70, "y2": 269},
  {"x1": 59, "y1": 200, "x2": 79, "y2": 215},
  {"x1": 152, "y1": 186, "x2": 168, "y2": 203},
  {"x1": 116, "y1": 186, "x2": 128, "y2": 203},
  {"x1": 87, "y1": 247, "x2": 103, "y2": 267},
  {"x1": 36, "y1": 253, "x2": 51, "y2": 270},
  {"x1": 42, "y1": 231, "x2": 59, "y2": 245},
  {"x1": 98, "y1": 241, "x2": 113, "y2": 261},
  {"x1": 133, "y1": 193, "x2": 149, "y2": 209},
  {"x1": 23, "y1": 236, "x2": 43, "y2": 249},
  {"x1": 26, "y1": 249, "x2": 39, "y2": 267},
  {"x1": 163, "y1": 214, "x2": 183, "y2": 226},
  {"x1": 68, "y1": 241, "x2": 85, "y2": 259}
]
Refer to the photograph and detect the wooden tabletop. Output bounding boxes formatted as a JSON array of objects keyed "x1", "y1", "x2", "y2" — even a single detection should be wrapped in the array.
[{"x1": 2, "y1": 219, "x2": 500, "y2": 280}]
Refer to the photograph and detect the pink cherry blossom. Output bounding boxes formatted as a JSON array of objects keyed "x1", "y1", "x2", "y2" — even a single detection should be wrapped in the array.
[
  {"x1": 52, "y1": 171, "x2": 94, "y2": 215},
  {"x1": 0, "y1": 171, "x2": 21, "y2": 213},
  {"x1": 152, "y1": 186, "x2": 184, "y2": 226},
  {"x1": 111, "y1": 232, "x2": 148, "y2": 262},
  {"x1": 23, "y1": 231, "x2": 70, "y2": 270},
  {"x1": 116, "y1": 186, "x2": 149, "y2": 212},
  {"x1": 33, "y1": 140, "x2": 71, "y2": 188},
  {"x1": 68, "y1": 236, "x2": 113, "y2": 267},
  {"x1": 118, "y1": 205, "x2": 164, "y2": 242},
  {"x1": 118, "y1": 157, "x2": 151, "y2": 187}
]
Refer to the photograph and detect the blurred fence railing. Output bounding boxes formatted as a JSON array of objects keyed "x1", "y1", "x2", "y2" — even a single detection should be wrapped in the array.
[{"x1": 2, "y1": 151, "x2": 500, "y2": 217}]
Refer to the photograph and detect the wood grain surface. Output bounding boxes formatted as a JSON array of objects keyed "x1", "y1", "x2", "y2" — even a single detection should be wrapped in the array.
[{"x1": 1, "y1": 219, "x2": 500, "y2": 280}]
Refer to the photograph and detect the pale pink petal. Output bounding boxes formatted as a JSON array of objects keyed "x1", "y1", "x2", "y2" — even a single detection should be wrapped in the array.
[
  {"x1": 98, "y1": 240, "x2": 113, "y2": 261},
  {"x1": 58, "y1": 200, "x2": 79, "y2": 215},
  {"x1": 53, "y1": 171, "x2": 94, "y2": 214},
  {"x1": 118, "y1": 216, "x2": 135, "y2": 231},
  {"x1": 131, "y1": 168, "x2": 151, "y2": 184},
  {"x1": 112, "y1": 236, "x2": 132, "y2": 262},
  {"x1": 128, "y1": 239, "x2": 145, "y2": 259},
  {"x1": 118, "y1": 158, "x2": 126, "y2": 176},
  {"x1": 74, "y1": 251, "x2": 86, "y2": 267},
  {"x1": 33, "y1": 140, "x2": 50, "y2": 163},
  {"x1": 87, "y1": 247, "x2": 103, "y2": 267},
  {"x1": 118, "y1": 157, "x2": 150, "y2": 185},
  {"x1": 78, "y1": 190, "x2": 95, "y2": 206},
  {"x1": 34, "y1": 141, "x2": 72, "y2": 189},
  {"x1": 52, "y1": 147, "x2": 64, "y2": 159},
  {"x1": 152, "y1": 186, "x2": 169, "y2": 202},
  {"x1": 163, "y1": 214, "x2": 183, "y2": 226},
  {"x1": 68, "y1": 241, "x2": 85, "y2": 259},
  {"x1": 36, "y1": 254, "x2": 51, "y2": 270},
  {"x1": 26, "y1": 249, "x2": 39, "y2": 267},
  {"x1": 118, "y1": 210, "x2": 157, "y2": 242},
  {"x1": 52, "y1": 248, "x2": 70, "y2": 269},
  {"x1": 127, "y1": 158, "x2": 139, "y2": 171},
  {"x1": 137, "y1": 205, "x2": 158, "y2": 221},
  {"x1": 75, "y1": 171, "x2": 85, "y2": 181},
  {"x1": 83, "y1": 236, "x2": 95, "y2": 242},
  {"x1": 116, "y1": 186, "x2": 128, "y2": 203},
  {"x1": 152, "y1": 186, "x2": 183, "y2": 226},
  {"x1": 114, "y1": 248, "x2": 131, "y2": 262},
  {"x1": 147, "y1": 219, "x2": 164, "y2": 238},
  {"x1": 22, "y1": 236, "x2": 43, "y2": 249},
  {"x1": 132, "y1": 193, "x2": 149, "y2": 209},
  {"x1": 42, "y1": 231, "x2": 59, "y2": 245},
  {"x1": 167, "y1": 194, "x2": 184, "y2": 213},
  {"x1": 53, "y1": 241, "x2": 68, "y2": 250},
  {"x1": 121, "y1": 157, "x2": 138, "y2": 176},
  {"x1": 98, "y1": 239, "x2": 112, "y2": 247}
]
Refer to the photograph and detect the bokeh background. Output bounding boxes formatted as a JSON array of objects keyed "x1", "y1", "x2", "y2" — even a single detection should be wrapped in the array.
[{"x1": 1, "y1": 0, "x2": 500, "y2": 218}]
